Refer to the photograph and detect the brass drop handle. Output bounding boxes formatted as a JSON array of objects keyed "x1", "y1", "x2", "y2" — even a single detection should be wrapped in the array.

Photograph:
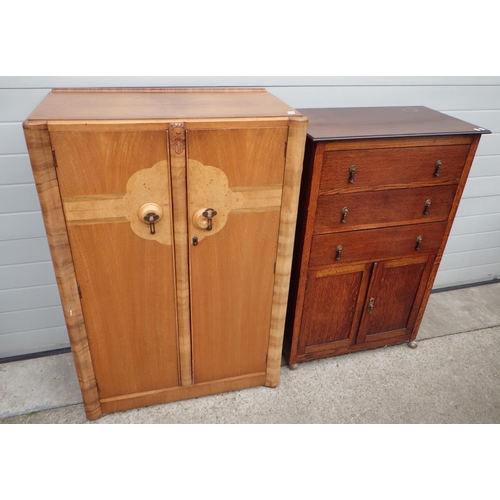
[
  {"x1": 424, "y1": 199, "x2": 432, "y2": 215},
  {"x1": 349, "y1": 165, "x2": 357, "y2": 184},
  {"x1": 138, "y1": 203, "x2": 163, "y2": 235},
  {"x1": 434, "y1": 160, "x2": 442, "y2": 177},
  {"x1": 202, "y1": 208, "x2": 217, "y2": 231},
  {"x1": 341, "y1": 206, "x2": 349, "y2": 224},
  {"x1": 193, "y1": 207, "x2": 218, "y2": 231},
  {"x1": 336, "y1": 245, "x2": 343, "y2": 261},
  {"x1": 415, "y1": 235, "x2": 423, "y2": 251},
  {"x1": 367, "y1": 297, "x2": 375, "y2": 314}
]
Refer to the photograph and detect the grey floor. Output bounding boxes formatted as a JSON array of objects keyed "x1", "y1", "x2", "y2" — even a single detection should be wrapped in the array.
[{"x1": 1, "y1": 283, "x2": 499, "y2": 424}]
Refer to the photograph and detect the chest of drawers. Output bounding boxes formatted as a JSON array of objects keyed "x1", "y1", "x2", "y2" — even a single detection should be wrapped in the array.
[{"x1": 284, "y1": 106, "x2": 489, "y2": 366}]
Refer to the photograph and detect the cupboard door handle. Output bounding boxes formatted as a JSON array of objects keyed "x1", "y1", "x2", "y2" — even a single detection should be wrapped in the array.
[
  {"x1": 341, "y1": 206, "x2": 349, "y2": 224},
  {"x1": 336, "y1": 245, "x2": 343, "y2": 261},
  {"x1": 415, "y1": 235, "x2": 423, "y2": 251},
  {"x1": 434, "y1": 160, "x2": 442, "y2": 177},
  {"x1": 367, "y1": 297, "x2": 375, "y2": 314},
  {"x1": 424, "y1": 199, "x2": 431, "y2": 215},
  {"x1": 202, "y1": 208, "x2": 218, "y2": 231},
  {"x1": 138, "y1": 203, "x2": 162, "y2": 235},
  {"x1": 194, "y1": 207, "x2": 218, "y2": 231},
  {"x1": 349, "y1": 165, "x2": 357, "y2": 184}
]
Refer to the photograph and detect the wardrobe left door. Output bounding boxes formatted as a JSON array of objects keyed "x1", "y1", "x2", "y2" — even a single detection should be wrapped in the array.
[{"x1": 50, "y1": 126, "x2": 180, "y2": 400}]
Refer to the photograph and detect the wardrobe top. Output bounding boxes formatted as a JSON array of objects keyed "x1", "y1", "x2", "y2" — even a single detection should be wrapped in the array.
[
  {"x1": 297, "y1": 106, "x2": 491, "y2": 141},
  {"x1": 25, "y1": 88, "x2": 303, "y2": 122}
]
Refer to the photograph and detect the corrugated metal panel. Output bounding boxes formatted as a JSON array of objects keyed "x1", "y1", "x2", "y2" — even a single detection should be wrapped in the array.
[
  {"x1": 0, "y1": 327, "x2": 69, "y2": 358},
  {"x1": 0, "y1": 285, "x2": 61, "y2": 313},
  {"x1": 434, "y1": 109, "x2": 500, "y2": 288},
  {"x1": 0, "y1": 76, "x2": 499, "y2": 357}
]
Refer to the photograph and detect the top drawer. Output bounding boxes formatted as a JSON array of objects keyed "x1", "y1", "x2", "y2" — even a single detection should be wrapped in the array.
[{"x1": 320, "y1": 143, "x2": 470, "y2": 193}]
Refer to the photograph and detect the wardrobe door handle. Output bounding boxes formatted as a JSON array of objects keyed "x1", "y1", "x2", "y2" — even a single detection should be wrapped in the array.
[
  {"x1": 138, "y1": 203, "x2": 162, "y2": 235},
  {"x1": 193, "y1": 207, "x2": 218, "y2": 231}
]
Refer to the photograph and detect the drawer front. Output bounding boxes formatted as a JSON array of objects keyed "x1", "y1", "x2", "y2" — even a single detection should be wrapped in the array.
[
  {"x1": 320, "y1": 144, "x2": 470, "y2": 193},
  {"x1": 314, "y1": 184, "x2": 457, "y2": 233},
  {"x1": 309, "y1": 221, "x2": 447, "y2": 267}
]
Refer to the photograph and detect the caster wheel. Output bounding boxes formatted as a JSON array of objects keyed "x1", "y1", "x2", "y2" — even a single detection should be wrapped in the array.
[
  {"x1": 408, "y1": 341, "x2": 418, "y2": 349},
  {"x1": 289, "y1": 363, "x2": 299, "y2": 370}
]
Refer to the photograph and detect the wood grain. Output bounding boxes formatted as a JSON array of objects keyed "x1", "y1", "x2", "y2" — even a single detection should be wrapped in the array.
[
  {"x1": 66, "y1": 224, "x2": 180, "y2": 399},
  {"x1": 188, "y1": 127, "x2": 287, "y2": 383},
  {"x1": 298, "y1": 107, "x2": 490, "y2": 141},
  {"x1": 285, "y1": 107, "x2": 486, "y2": 366},
  {"x1": 409, "y1": 135, "x2": 482, "y2": 340},
  {"x1": 356, "y1": 255, "x2": 433, "y2": 344},
  {"x1": 298, "y1": 263, "x2": 370, "y2": 352},
  {"x1": 52, "y1": 128, "x2": 180, "y2": 400},
  {"x1": 23, "y1": 122, "x2": 102, "y2": 419},
  {"x1": 169, "y1": 123, "x2": 193, "y2": 387},
  {"x1": 266, "y1": 117, "x2": 308, "y2": 386},
  {"x1": 24, "y1": 89, "x2": 308, "y2": 418},
  {"x1": 100, "y1": 373, "x2": 267, "y2": 416},
  {"x1": 320, "y1": 143, "x2": 470, "y2": 194},
  {"x1": 30, "y1": 90, "x2": 297, "y2": 121},
  {"x1": 309, "y1": 222, "x2": 447, "y2": 267},
  {"x1": 314, "y1": 184, "x2": 458, "y2": 233}
]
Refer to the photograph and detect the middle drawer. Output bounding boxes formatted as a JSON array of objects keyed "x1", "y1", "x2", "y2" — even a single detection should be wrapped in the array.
[
  {"x1": 314, "y1": 184, "x2": 458, "y2": 233},
  {"x1": 309, "y1": 221, "x2": 448, "y2": 267}
]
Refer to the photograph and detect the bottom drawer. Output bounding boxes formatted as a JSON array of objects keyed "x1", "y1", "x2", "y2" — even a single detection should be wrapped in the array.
[{"x1": 309, "y1": 222, "x2": 447, "y2": 267}]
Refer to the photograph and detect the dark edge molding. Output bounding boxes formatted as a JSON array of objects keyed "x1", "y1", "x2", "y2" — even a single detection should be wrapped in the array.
[
  {"x1": 432, "y1": 278, "x2": 499, "y2": 294},
  {"x1": 0, "y1": 347, "x2": 72, "y2": 365}
]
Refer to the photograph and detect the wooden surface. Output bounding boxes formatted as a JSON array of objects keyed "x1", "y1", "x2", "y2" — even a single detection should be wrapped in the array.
[
  {"x1": 167, "y1": 122, "x2": 193, "y2": 388},
  {"x1": 28, "y1": 88, "x2": 299, "y2": 121},
  {"x1": 298, "y1": 263, "x2": 370, "y2": 352},
  {"x1": 410, "y1": 135, "x2": 482, "y2": 340},
  {"x1": 298, "y1": 106, "x2": 490, "y2": 141},
  {"x1": 285, "y1": 107, "x2": 485, "y2": 365},
  {"x1": 266, "y1": 117, "x2": 308, "y2": 386},
  {"x1": 51, "y1": 127, "x2": 180, "y2": 399},
  {"x1": 320, "y1": 143, "x2": 470, "y2": 193},
  {"x1": 356, "y1": 255, "x2": 433, "y2": 344},
  {"x1": 24, "y1": 88, "x2": 307, "y2": 418},
  {"x1": 309, "y1": 222, "x2": 447, "y2": 267},
  {"x1": 23, "y1": 124, "x2": 102, "y2": 419},
  {"x1": 188, "y1": 127, "x2": 287, "y2": 383},
  {"x1": 314, "y1": 184, "x2": 458, "y2": 233}
]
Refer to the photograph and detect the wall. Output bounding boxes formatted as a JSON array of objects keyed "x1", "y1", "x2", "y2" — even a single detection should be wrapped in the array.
[{"x1": 1, "y1": 76, "x2": 499, "y2": 358}]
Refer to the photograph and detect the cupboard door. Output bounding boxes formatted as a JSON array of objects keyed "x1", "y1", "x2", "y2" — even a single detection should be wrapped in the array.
[
  {"x1": 357, "y1": 255, "x2": 434, "y2": 344},
  {"x1": 298, "y1": 263, "x2": 371, "y2": 356},
  {"x1": 187, "y1": 127, "x2": 288, "y2": 383},
  {"x1": 50, "y1": 129, "x2": 180, "y2": 400}
]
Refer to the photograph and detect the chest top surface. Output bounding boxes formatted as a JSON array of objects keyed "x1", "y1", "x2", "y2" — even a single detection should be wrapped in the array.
[
  {"x1": 26, "y1": 87, "x2": 301, "y2": 122},
  {"x1": 297, "y1": 106, "x2": 490, "y2": 141}
]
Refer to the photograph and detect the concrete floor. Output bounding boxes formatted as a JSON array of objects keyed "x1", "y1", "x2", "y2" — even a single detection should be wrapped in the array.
[{"x1": 1, "y1": 283, "x2": 499, "y2": 424}]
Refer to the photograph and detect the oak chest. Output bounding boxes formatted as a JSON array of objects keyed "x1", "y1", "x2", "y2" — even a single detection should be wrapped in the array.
[
  {"x1": 24, "y1": 88, "x2": 307, "y2": 419},
  {"x1": 284, "y1": 106, "x2": 489, "y2": 366}
]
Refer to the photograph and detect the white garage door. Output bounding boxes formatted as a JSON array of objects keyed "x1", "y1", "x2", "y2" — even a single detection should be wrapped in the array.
[{"x1": 1, "y1": 76, "x2": 499, "y2": 358}]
